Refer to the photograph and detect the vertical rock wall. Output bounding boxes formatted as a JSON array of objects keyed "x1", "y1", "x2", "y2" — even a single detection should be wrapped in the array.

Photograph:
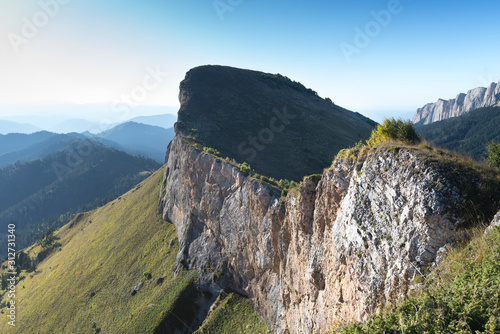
[{"x1": 159, "y1": 136, "x2": 499, "y2": 333}]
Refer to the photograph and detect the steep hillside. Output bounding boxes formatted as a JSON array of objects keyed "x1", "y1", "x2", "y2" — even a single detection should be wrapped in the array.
[
  {"x1": 416, "y1": 106, "x2": 500, "y2": 161},
  {"x1": 0, "y1": 166, "x2": 268, "y2": 333},
  {"x1": 96, "y1": 122, "x2": 175, "y2": 163},
  {"x1": 160, "y1": 133, "x2": 500, "y2": 333},
  {"x1": 176, "y1": 65, "x2": 376, "y2": 181},
  {"x1": 0, "y1": 139, "x2": 160, "y2": 255},
  {"x1": 413, "y1": 80, "x2": 500, "y2": 125}
]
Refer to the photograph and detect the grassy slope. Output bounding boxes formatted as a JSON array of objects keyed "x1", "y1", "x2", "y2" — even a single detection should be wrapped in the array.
[
  {"x1": 0, "y1": 165, "x2": 268, "y2": 333},
  {"x1": 194, "y1": 290, "x2": 270, "y2": 334},
  {"x1": 0, "y1": 166, "x2": 197, "y2": 334}
]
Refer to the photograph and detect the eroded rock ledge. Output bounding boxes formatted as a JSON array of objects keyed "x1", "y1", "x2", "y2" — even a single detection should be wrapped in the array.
[{"x1": 159, "y1": 136, "x2": 500, "y2": 333}]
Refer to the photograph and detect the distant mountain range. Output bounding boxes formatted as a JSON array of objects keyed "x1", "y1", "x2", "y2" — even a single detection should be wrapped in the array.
[
  {"x1": 0, "y1": 132, "x2": 85, "y2": 168},
  {"x1": 0, "y1": 120, "x2": 41, "y2": 134},
  {"x1": 413, "y1": 80, "x2": 500, "y2": 125},
  {"x1": 0, "y1": 103, "x2": 178, "y2": 130},
  {"x1": 0, "y1": 138, "x2": 161, "y2": 256},
  {"x1": 0, "y1": 120, "x2": 173, "y2": 254},
  {"x1": 48, "y1": 119, "x2": 112, "y2": 134},
  {"x1": 0, "y1": 110, "x2": 178, "y2": 134},
  {"x1": 0, "y1": 122, "x2": 175, "y2": 165},
  {"x1": 46, "y1": 115, "x2": 177, "y2": 134},
  {"x1": 129, "y1": 113, "x2": 177, "y2": 129},
  {"x1": 0, "y1": 131, "x2": 55, "y2": 155},
  {"x1": 93, "y1": 122, "x2": 175, "y2": 162}
]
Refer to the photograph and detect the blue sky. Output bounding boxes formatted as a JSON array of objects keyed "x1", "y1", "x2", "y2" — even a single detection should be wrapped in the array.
[{"x1": 1, "y1": 0, "x2": 499, "y2": 122}]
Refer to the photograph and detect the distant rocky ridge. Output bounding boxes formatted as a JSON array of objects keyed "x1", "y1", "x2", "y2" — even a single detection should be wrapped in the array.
[{"x1": 413, "y1": 80, "x2": 500, "y2": 125}]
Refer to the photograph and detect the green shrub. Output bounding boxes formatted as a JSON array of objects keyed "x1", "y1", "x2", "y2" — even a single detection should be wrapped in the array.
[
  {"x1": 212, "y1": 270, "x2": 224, "y2": 282},
  {"x1": 486, "y1": 140, "x2": 500, "y2": 168},
  {"x1": 278, "y1": 179, "x2": 299, "y2": 191},
  {"x1": 203, "y1": 146, "x2": 221, "y2": 156},
  {"x1": 279, "y1": 179, "x2": 290, "y2": 189},
  {"x1": 237, "y1": 163, "x2": 298, "y2": 191},
  {"x1": 143, "y1": 272, "x2": 152, "y2": 280},
  {"x1": 238, "y1": 162, "x2": 251, "y2": 176},
  {"x1": 367, "y1": 118, "x2": 420, "y2": 146}
]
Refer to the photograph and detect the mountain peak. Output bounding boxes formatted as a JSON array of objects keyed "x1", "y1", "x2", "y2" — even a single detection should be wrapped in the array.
[{"x1": 174, "y1": 65, "x2": 376, "y2": 180}]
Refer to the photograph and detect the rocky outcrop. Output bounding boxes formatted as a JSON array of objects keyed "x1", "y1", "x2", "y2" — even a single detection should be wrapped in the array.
[
  {"x1": 485, "y1": 211, "x2": 500, "y2": 235},
  {"x1": 413, "y1": 80, "x2": 500, "y2": 125},
  {"x1": 159, "y1": 135, "x2": 500, "y2": 333}
]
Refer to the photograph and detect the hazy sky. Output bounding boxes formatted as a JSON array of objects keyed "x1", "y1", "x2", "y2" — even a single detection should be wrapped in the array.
[{"x1": 1, "y1": 0, "x2": 500, "y2": 122}]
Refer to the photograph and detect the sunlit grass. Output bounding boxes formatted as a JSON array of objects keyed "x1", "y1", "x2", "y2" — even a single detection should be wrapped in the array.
[{"x1": 0, "y1": 166, "x2": 196, "y2": 334}]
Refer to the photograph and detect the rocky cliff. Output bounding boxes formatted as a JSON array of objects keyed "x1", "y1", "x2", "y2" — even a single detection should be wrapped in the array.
[
  {"x1": 159, "y1": 135, "x2": 500, "y2": 333},
  {"x1": 413, "y1": 80, "x2": 500, "y2": 125}
]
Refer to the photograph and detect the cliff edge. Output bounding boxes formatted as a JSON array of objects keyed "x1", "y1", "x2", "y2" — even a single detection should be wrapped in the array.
[{"x1": 160, "y1": 66, "x2": 500, "y2": 333}]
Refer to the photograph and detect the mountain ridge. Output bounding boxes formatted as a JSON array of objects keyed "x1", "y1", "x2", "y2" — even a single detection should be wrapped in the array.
[
  {"x1": 95, "y1": 121, "x2": 175, "y2": 163},
  {"x1": 0, "y1": 120, "x2": 41, "y2": 134},
  {"x1": 176, "y1": 65, "x2": 376, "y2": 181},
  {"x1": 413, "y1": 80, "x2": 500, "y2": 125}
]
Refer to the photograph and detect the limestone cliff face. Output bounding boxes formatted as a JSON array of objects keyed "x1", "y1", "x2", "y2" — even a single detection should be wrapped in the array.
[
  {"x1": 159, "y1": 136, "x2": 499, "y2": 333},
  {"x1": 413, "y1": 80, "x2": 500, "y2": 125}
]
